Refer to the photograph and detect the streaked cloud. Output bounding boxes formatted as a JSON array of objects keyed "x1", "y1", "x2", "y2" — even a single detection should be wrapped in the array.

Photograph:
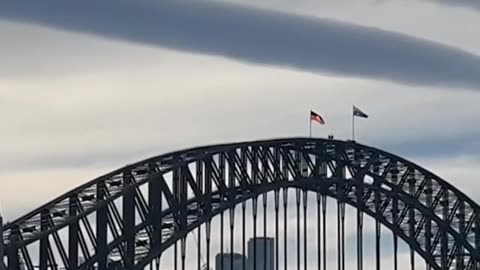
[
  {"x1": 428, "y1": 0, "x2": 480, "y2": 10},
  {"x1": 2, "y1": 0, "x2": 480, "y2": 89}
]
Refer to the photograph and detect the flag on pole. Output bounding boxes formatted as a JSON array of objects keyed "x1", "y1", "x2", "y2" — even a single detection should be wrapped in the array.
[
  {"x1": 353, "y1": 106, "x2": 368, "y2": 118},
  {"x1": 310, "y1": 110, "x2": 325, "y2": 124}
]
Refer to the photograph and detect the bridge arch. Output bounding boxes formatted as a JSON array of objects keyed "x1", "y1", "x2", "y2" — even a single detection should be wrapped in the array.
[{"x1": 2, "y1": 138, "x2": 480, "y2": 270}]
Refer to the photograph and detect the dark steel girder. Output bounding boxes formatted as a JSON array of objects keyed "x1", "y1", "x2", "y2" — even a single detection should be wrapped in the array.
[
  {"x1": 80, "y1": 178, "x2": 478, "y2": 269},
  {"x1": 130, "y1": 178, "x2": 457, "y2": 270},
  {"x1": 2, "y1": 138, "x2": 480, "y2": 270}
]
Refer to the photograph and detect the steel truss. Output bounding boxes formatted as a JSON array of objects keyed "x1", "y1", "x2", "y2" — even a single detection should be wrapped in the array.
[{"x1": 2, "y1": 138, "x2": 480, "y2": 270}]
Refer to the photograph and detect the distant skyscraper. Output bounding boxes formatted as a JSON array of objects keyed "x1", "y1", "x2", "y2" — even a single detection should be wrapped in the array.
[
  {"x1": 215, "y1": 252, "x2": 246, "y2": 270},
  {"x1": 247, "y1": 237, "x2": 274, "y2": 270}
]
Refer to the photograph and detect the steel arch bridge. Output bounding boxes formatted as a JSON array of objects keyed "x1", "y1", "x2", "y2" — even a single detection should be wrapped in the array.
[{"x1": 1, "y1": 137, "x2": 480, "y2": 270}]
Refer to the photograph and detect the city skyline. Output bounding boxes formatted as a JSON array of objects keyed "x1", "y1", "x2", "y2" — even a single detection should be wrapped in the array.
[{"x1": 215, "y1": 237, "x2": 274, "y2": 270}]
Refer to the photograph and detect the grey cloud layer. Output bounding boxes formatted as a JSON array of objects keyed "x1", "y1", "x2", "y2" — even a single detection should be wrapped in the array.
[
  {"x1": 434, "y1": 0, "x2": 480, "y2": 10},
  {"x1": 2, "y1": 0, "x2": 480, "y2": 89}
]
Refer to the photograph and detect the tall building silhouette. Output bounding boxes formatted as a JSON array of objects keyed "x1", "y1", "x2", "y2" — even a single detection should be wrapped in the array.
[
  {"x1": 247, "y1": 237, "x2": 274, "y2": 270},
  {"x1": 215, "y1": 252, "x2": 246, "y2": 270}
]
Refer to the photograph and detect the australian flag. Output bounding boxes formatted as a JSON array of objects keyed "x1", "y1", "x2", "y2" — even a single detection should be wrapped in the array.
[{"x1": 353, "y1": 106, "x2": 368, "y2": 118}]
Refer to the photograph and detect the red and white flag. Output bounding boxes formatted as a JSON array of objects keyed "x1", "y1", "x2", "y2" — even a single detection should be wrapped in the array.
[{"x1": 310, "y1": 110, "x2": 325, "y2": 125}]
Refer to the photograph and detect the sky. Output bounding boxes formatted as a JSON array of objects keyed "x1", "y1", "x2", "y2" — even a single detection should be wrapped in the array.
[{"x1": 0, "y1": 0, "x2": 480, "y2": 269}]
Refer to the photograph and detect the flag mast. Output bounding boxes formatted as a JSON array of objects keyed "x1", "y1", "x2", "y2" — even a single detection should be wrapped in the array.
[
  {"x1": 352, "y1": 106, "x2": 355, "y2": 141},
  {"x1": 309, "y1": 112, "x2": 312, "y2": 138},
  {"x1": 352, "y1": 105, "x2": 368, "y2": 142}
]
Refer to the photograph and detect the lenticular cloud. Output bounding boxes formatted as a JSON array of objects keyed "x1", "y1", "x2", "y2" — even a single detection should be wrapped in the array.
[{"x1": 2, "y1": 0, "x2": 480, "y2": 89}]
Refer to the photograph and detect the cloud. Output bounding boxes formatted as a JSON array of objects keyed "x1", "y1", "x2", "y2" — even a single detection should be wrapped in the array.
[
  {"x1": 416, "y1": 155, "x2": 480, "y2": 203},
  {"x1": 383, "y1": 133, "x2": 480, "y2": 159},
  {"x1": 2, "y1": 67, "x2": 480, "y2": 173},
  {"x1": 2, "y1": 0, "x2": 480, "y2": 89},
  {"x1": 428, "y1": 0, "x2": 480, "y2": 10}
]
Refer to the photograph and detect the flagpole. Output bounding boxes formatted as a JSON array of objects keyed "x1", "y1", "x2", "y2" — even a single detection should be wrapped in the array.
[
  {"x1": 309, "y1": 115, "x2": 312, "y2": 138},
  {"x1": 352, "y1": 106, "x2": 355, "y2": 141}
]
